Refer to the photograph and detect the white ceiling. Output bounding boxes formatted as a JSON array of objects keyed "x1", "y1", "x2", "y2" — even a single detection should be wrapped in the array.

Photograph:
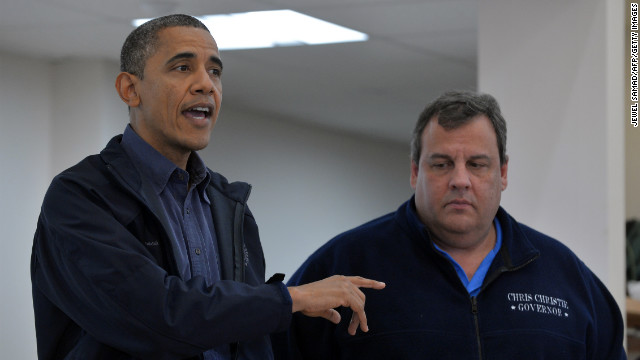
[{"x1": 0, "y1": 0, "x2": 477, "y2": 143}]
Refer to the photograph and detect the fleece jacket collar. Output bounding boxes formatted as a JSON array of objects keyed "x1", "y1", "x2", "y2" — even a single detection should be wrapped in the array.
[{"x1": 397, "y1": 196, "x2": 541, "y2": 291}]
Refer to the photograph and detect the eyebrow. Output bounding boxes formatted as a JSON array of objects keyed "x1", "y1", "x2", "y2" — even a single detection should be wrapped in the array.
[
  {"x1": 428, "y1": 153, "x2": 491, "y2": 161},
  {"x1": 165, "y1": 52, "x2": 224, "y2": 70},
  {"x1": 428, "y1": 153, "x2": 451, "y2": 161},
  {"x1": 468, "y1": 154, "x2": 491, "y2": 162}
]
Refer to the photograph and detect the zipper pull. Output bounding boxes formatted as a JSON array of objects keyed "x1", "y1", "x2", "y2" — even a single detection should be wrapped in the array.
[{"x1": 471, "y1": 296, "x2": 478, "y2": 314}]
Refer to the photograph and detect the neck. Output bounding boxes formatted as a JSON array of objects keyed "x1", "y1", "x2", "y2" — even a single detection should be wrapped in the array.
[
  {"x1": 432, "y1": 223, "x2": 496, "y2": 280},
  {"x1": 164, "y1": 151, "x2": 191, "y2": 171},
  {"x1": 129, "y1": 121, "x2": 191, "y2": 170}
]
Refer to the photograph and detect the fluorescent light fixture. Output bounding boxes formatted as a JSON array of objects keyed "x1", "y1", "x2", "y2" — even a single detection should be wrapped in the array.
[{"x1": 133, "y1": 10, "x2": 368, "y2": 50}]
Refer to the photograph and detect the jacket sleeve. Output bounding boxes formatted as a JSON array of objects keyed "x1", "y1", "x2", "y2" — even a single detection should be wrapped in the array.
[
  {"x1": 31, "y1": 173, "x2": 292, "y2": 359},
  {"x1": 272, "y1": 254, "x2": 339, "y2": 360},
  {"x1": 581, "y1": 263, "x2": 627, "y2": 359}
]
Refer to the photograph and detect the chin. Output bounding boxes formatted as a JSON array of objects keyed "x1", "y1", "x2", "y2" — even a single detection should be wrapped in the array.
[
  {"x1": 190, "y1": 142, "x2": 209, "y2": 151},
  {"x1": 441, "y1": 218, "x2": 477, "y2": 234},
  {"x1": 184, "y1": 135, "x2": 211, "y2": 151}
]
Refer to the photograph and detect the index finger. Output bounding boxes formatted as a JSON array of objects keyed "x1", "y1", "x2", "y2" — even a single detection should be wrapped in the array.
[{"x1": 346, "y1": 276, "x2": 386, "y2": 289}]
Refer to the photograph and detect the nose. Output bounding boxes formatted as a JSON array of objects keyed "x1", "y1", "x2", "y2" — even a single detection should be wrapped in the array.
[
  {"x1": 449, "y1": 164, "x2": 471, "y2": 190},
  {"x1": 191, "y1": 67, "x2": 215, "y2": 95}
]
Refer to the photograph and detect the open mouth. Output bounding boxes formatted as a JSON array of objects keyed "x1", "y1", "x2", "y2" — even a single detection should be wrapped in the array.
[{"x1": 183, "y1": 105, "x2": 213, "y2": 120}]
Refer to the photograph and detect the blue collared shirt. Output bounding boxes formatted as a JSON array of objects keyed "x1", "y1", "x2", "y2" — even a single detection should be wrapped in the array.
[
  {"x1": 433, "y1": 218, "x2": 503, "y2": 297},
  {"x1": 121, "y1": 125, "x2": 229, "y2": 359}
]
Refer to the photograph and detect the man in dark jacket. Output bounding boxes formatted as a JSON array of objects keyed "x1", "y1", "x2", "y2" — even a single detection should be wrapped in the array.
[
  {"x1": 30, "y1": 14, "x2": 384, "y2": 360},
  {"x1": 273, "y1": 90, "x2": 627, "y2": 359}
]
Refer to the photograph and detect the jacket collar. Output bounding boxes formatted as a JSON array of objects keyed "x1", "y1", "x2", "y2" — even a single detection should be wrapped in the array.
[
  {"x1": 398, "y1": 196, "x2": 540, "y2": 273},
  {"x1": 99, "y1": 134, "x2": 142, "y2": 195},
  {"x1": 99, "y1": 133, "x2": 253, "y2": 282},
  {"x1": 99, "y1": 134, "x2": 184, "y2": 275},
  {"x1": 493, "y1": 207, "x2": 540, "y2": 271}
]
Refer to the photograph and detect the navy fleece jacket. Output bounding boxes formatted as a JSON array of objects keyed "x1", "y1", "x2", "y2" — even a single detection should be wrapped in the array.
[{"x1": 274, "y1": 199, "x2": 626, "y2": 359}]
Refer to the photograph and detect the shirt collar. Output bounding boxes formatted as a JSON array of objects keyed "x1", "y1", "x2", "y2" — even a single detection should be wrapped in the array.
[
  {"x1": 120, "y1": 125, "x2": 211, "y2": 199},
  {"x1": 186, "y1": 150, "x2": 212, "y2": 203}
]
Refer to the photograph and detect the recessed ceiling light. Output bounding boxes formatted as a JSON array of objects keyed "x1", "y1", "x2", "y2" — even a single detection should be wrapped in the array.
[{"x1": 133, "y1": 10, "x2": 368, "y2": 50}]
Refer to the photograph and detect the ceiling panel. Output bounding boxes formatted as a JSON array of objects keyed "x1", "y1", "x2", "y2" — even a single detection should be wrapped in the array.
[{"x1": 0, "y1": 0, "x2": 478, "y2": 143}]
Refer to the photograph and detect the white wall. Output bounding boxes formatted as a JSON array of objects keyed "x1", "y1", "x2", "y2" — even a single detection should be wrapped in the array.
[
  {"x1": 203, "y1": 108, "x2": 412, "y2": 277},
  {"x1": 0, "y1": 53, "x2": 52, "y2": 360},
  {"x1": 0, "y1": 53, "x2": 412, "y2": 358},
  {"x1": 478, "y1": 0, "x2": 625, "y2": 306},
  {"x1": 50, "y1": 59, "x2": 128, "y2": 174}
]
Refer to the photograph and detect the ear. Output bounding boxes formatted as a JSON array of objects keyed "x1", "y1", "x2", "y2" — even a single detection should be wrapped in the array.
[
  {"x1": 500, "y1": 155, "x2": 509, "y2": 191},
  {"x1": 115, "y1": 72, "x2": 141, "y2": 108},
  {"x1": 410, "y1": 161, "x2": 419, "y2": 190}
]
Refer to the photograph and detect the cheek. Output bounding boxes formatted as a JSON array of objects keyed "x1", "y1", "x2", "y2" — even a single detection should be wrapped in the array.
[
  {"x1": 423, "y1": 173, "x2": 445, "y2": 190},
  {"x1": 214, "y1": 87, "x2": 222, "y2": 105},
  {"x1": 475, "y1": 176, "x2": 503, "y2": 201},
  {"x1": 417, "y1": 175, "x2": 445, "y2": 203}
]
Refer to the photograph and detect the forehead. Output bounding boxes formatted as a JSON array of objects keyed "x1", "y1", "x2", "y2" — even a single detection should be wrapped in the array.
[
  {"x1": 153, "y1": 26, "x2": 219, "y2": 60},
  {"x1": 422, "y1": 115, "x2": 499, "y2": 156}
]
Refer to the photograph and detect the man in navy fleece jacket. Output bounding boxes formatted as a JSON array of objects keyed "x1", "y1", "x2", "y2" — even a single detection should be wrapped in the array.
[{"x1": 273, "y1": 90, "x2": 626, "y2": 359}]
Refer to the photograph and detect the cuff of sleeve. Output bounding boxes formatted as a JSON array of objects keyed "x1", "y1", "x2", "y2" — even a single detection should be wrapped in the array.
[
  {"x1": 270, "y1": 279, "x2": 293, "y2": 332},
  {"x1": 266, "y1": 273, "x2": 286, "y2": 284}
]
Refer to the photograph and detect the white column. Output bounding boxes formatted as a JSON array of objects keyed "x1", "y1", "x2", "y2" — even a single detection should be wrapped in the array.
[{"x1": 478, "y1": 0, "x2": 625, "y2": 306}]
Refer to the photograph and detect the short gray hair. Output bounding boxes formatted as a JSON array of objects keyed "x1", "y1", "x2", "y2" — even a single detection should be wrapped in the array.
[
  {"x1": 120, "y1": 14, "x2": 209, "y2": 79},
  {"x1": 410, "y1": 90, "x2": 507, "y2": 166}
]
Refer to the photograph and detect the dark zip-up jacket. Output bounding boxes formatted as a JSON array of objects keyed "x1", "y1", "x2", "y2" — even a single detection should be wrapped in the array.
[
  {"x1": 274, "y1": 199, "x2": 626, "y2": 359},
  {"x1": 31, "y1": 135, "x2": 292, "y2": 360}
]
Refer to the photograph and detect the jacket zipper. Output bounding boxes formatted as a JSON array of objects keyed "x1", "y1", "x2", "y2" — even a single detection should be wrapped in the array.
[
  {"x1": 469, "y1": 255, "x2": 539, "y2": 360},
  {"x1": 427, "y1": 236, "x2": 485, "y2": 359},
  {"x1": 471, "y1": 296, "x2": 482, "y2": 360},
  {"x1": 233, "y1": 192, "x2": 250, "y2": 360},
  {"x1": 423, "y1": 221, "x2": 540, "y2": 360},
  {"x1": 479, "y1": 254, "x2": 540, "y2": 299}
]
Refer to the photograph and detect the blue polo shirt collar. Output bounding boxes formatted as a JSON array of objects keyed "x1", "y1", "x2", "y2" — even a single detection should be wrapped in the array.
[{"x1": 432, "y1": 218, "x2": 503, "y2": 297}]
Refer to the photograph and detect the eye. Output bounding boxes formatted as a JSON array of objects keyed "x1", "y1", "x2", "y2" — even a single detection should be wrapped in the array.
[
  {"x1": 468, "y1": 161, "x2": 489, "y2": 170},
  {"x1": 208, "y1": 68, "x2": 222, "y2": 77},
  {"x1": 431, "y1": 162, "x2": 450, "y2": 170},
  {"x1": 174, "y1": 65, "x2": 189, "y2": 72}
]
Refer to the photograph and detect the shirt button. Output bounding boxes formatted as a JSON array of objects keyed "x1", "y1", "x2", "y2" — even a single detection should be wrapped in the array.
[
  {"x1": 195, "y1": 248, "x2": 201, "y2": 255},
  {"x1": 186, "y1": 208, "x2": 191, "y2": 215}
]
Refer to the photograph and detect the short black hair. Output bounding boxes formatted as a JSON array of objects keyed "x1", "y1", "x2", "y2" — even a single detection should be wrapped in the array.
[{"x1": 120, "y1": 14, "x2": 209, "y2": 79}]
